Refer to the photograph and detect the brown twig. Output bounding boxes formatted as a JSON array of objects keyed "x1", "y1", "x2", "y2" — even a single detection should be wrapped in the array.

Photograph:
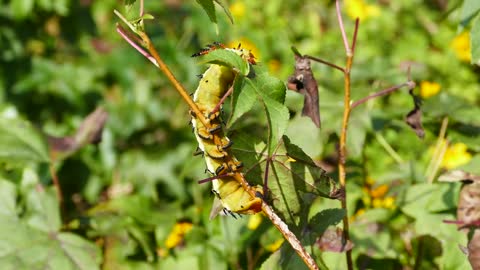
[
  {"x1": 335, "y1": 1, "x2": 357, "y2": 269},
  {"x1": 305, "y1": 55, "x2": 345, "y2": 73},
  {"x1": 350, "y1": 82, "x2": 413, "y2": 109},
  {"x1": 49, "y1": 164, "x2": 64, "y2": 219},
  {"x1": 211, "y1": 86, "x2": 233, "y2": 116},
  {"x1": 137, "y1": 31, "x2": 210, "y2": 128},
  {"x1": 233, "y1": 173, "x2": 319, "y2": 270}
]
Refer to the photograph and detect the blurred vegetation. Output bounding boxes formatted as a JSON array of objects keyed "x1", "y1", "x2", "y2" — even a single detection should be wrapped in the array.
[{"x1": 1, "y1": 0, "x2": 480, "y2": 269}]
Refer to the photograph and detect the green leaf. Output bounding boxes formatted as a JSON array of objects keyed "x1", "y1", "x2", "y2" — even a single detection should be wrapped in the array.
[
  {"x1": 0, "y1": 179, "x2": 17, "y2": 218},
  {"x1": 308, "y1": 208, "x2": 345, "y2": 241},
  {"x1": 0, "y1": 176, "x2": 101, "y2": 269},
  {"x1": 262, "y1": 95, "x2": 289, "y2": 152},
  {"x1": 346, "y1": 108, "x2": 370, "y2": 158},
  {"x1": 195, "y1": 0, "x2": 234, "y2": 25},
  {"x1": 471, "y1": 17, "x2": 480, "y2": 65},
  {"x1": 400, "y1": 183, "x2": 460, "y2": 218},
  {"x1": 198, "y1": 49, "x2": 250, "y2": 75},
  {"x1": 252, "y1": 66, "x2": 286, "y2": 104},
  {"x1": 214, "y1": 0, "x2": 234, "y2": 24},
  {"x1": 411, "y1": 235, "x2": 442, "y2": 269},
  {"x1": 0, "y1": 224, "x2": 101, "y2": 270},
  {"x1": 460, "y1": 0, "x2": 480, "y2": 26},
  {"x1": 229, "y1": 76, "x2": 257, "y2": 127},
  {"x1": 244, "y1": 71, "x2": 288, "y2": 152},
  {"x1": 233, "y1": 135, "x2": 341, "y2": 226},
  {"x1": 10, "y1": 0, "x2": 34, "y2": 20},
  {"x1": 0, "y1": 117, "x2": 50, "y2": 164},
  {"x1": 124, "y1": 0, "x2": 137, "y2": 7},
  {"x1": 196, "y1": 0, "x2": 217, "y2": 24},
  {"x1": 423, "y1": 93, "x2": 480, "y2": 125},
  {"x1": 20, "y1": 168, "x2": 60, "y2": 232}
]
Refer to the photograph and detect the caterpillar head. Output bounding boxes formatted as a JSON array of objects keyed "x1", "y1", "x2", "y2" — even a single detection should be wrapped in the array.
[
  {"x1": 226, "y1": 47, "x2": 256, "y2": 65},
  {"x1": 192, "y1": 42, "x2": 256, "y2": 65}
]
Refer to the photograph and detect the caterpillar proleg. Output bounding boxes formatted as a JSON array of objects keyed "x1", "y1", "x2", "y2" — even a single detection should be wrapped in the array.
[{"x1": 191, "y1": 44, "x2": 262, "y2": 218}]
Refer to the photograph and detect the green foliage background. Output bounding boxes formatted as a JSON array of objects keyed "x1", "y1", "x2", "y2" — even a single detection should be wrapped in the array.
[{"x1": 1, "y1": 0, "x2": 480, "y2": 269}]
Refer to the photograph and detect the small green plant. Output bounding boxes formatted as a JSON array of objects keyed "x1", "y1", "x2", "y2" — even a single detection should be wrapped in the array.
[{"x1": 1, "y1": 0, "x2": 480, "y2": 269}]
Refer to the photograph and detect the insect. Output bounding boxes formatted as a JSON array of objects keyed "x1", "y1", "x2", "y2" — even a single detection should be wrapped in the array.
[{"x1": 191, "y1": 43, "x2": 263, "y2": 218}]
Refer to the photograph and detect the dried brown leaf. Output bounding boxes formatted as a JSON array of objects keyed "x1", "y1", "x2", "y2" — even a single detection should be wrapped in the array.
[
  {"x1": 47, "y1": 107, "x2": 108, "y2": 161},
  {"x1": 287, "y1": 55, "x2": 321, "y2": 128},
  {"x1": 316, "y1": 227, "x2": 353, "y2": 252},
  {"x1": 405, "y1": 89, "x2": 424, "y2": 139}
]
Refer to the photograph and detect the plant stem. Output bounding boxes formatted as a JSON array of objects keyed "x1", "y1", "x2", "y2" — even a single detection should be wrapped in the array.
[
  {"x1": 375, "y1": 133, "x2": 404, "y2": 164},
  {"x1": 338, "y1": 55, "x2": 353, "y2": 270},
  {"x1": 234, "y1": 173, "x2": 320, "y2": 270},
  {"x1": 305, "y1": 55, "x2": 345, "y2": 73},
  {"x1": 49, "y1": 163, "x2": 64, "y2": 219},
  {"x1": 336, "y1": 1, "x2": 357, "y2": 269},
  {"x1": 350, "y1": 82, "x2": 413, "y2": 109},
  {"x1": 426, "y1": 117, "x2": 449, "y2": 183},
  {"x1": 137, "y1": 32, "x2": 210, "y2": 128}
]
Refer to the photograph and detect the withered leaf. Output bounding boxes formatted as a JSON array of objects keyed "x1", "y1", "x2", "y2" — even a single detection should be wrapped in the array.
[
  {"x1": 405, "y1": 89, "x2": 424, "y2": 139},
  {"x1": 47, "y1": 107, "x2": 108, "y2": 161},
  {"x1": 457, "y1": 180, "x2": 480, "y2": 228},
  {"x1": 468, "y1": 230, "x2": 480, "y2": 270},
  {"x1": 287, "y1": 54, "x2": 321, "y2": 128},
  {"x1": 316, "y1": 227, "x2": 354, "y2": 252}
]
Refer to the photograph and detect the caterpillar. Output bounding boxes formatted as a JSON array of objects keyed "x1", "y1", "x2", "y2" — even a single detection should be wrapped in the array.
[{"x1": 191, "y1": 43, "x2": 263, "y2": 218}]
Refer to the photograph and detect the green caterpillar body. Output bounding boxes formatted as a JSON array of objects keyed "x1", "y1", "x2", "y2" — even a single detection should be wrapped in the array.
[{"x1": 191, "y1": 47, "x2": 262, "y2": 217}]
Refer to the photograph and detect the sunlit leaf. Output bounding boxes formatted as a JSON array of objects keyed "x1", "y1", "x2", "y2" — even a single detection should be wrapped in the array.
[
  {"x1": 47, "y1": 107, "x2": 108, "y2": 161},
  {"x1": 0, "y1": 176, "x2": 101, "y2": 269},
  {"x1": 233, "y1": 134, "x2": 341, "y2": 226},
  {"x1": 460, "y1": 0, "x2": 480, "y2": 26},
  {"x1": 214, "y1": 0, "x2": 233, "y2": 24},
  {"x1": 196, "y1": 0, "x2": 217, "y2": 24},
  {"x1": 471, "y1": 17, "x2": 480, "y2": 65},
  {"x1": 0, "y1": 117, "x2": 49, "y2": 164},
  {"x1": 197, "y1": 48, "x2": 250, "y2": 75}
]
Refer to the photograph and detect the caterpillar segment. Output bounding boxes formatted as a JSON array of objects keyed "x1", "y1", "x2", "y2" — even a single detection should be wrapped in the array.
[{"x1": 191, "y1": 45, "x2": 263, "y2": 218}]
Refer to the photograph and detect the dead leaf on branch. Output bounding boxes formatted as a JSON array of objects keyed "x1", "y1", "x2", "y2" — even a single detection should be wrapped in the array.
[
  {"x1": 440, "y1": 170, "x2": 480, "y2": 269},
  {"x1": 405, "y1": 89, "x2": 424, "y2": 139},
  {"x1": 287, "y1": 54, "x2": 321, "y2": 128},
  {"x1": 316, "y1": 227, "x2": 354, "y2": 252},
  {"x1": 47, "y1": 107, "x2": 108, "y2": 161}
]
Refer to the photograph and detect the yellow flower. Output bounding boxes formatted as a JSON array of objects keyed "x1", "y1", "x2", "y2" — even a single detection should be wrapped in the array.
[
  {"x1": 268, "y1": 59, "x2": 281, "y2": 74},
  {"x1": 372, "y1": 198, "x2": 383, "y2": 208},
  {"x1": 230, "y1": 1, "x2": 246, "y2": 19},
  {"x1": 345, "y1": 0, "x2": 380, "y2": 21},
  {"x1": 360, "y1": 177, "x2": 396, "y2": 210},
  {"x1": 369, "y1": 184, "x2": 389, "y2": 199},
  {"x1": 265, "y1": 239, "x2": 284, "y2": 252},
  {"x1": 247, "y1": 213, "x2": 263, "y2": 230},
  {"x1": 442, "y1": 142, "x2": 472, "y2": 169},
  {"x1": 164, "y1": 222, "x2": 193, "y2": 249},
  {"x1": 227, "y1": 38, "x2": 261, "y2": 61},
  {"x1": 156, "y1": 248, "x2": 168, "y2": 258},
  {"x1": 451, "y1": 31, "x2": 471, "y2": 62},
  {"x1": 351, "y1": 208, "x2": 365, "y2": 222},
  {"x1": 382, "y1": 196, "x2": 395, "y2": 209},
  {"x1": 420, "y1": 81, "x2": 441, "y2": 98}
]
